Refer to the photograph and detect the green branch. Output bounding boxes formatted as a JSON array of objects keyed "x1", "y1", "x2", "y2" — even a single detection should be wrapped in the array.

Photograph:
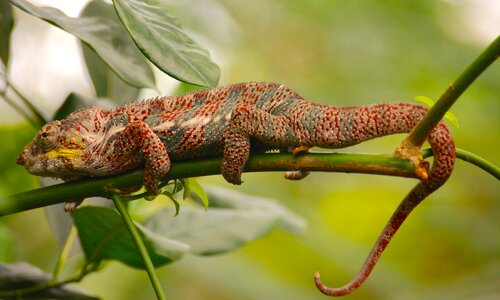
[
  {"x1": 1, "y1": 147, "x2": 496, "y2": 217},
  {"x1": 0, "y1": 152, "x2": 421, "y2": 216},
  {"x1": 423, "y1": 148, "x2": 500, "y2": 180},
  {"x1": 112, "y1": 194, "x2": 166, "y2": 300},
  {"x1": 405, "y1": 35, "x2": 499, "y2": 147}
]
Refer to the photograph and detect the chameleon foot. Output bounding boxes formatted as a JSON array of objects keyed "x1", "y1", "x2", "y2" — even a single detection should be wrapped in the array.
[
  {"x1": 64, "y1": 199, "x2": 84, "y2": 212},
  {"x1": 284, "y1": 145, "x2": 311, "y2": 180}
]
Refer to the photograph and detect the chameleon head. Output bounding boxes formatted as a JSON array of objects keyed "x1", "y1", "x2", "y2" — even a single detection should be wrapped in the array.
[{"x1": 17, "y1": 120, "x2": 88, "y2": 179}]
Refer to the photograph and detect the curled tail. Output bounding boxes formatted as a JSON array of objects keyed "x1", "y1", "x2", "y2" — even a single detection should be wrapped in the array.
[
  {"x1": 311, "y1": 103, "x2": 456, "y2": 296},
  {"x1": 219, "y1": 85, "x2": 455, "y2": 295}
]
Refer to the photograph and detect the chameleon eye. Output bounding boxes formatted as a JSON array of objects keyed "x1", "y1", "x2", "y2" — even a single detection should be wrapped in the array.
[{"x1": 35, "y1": 122, "x2": 60, "y2": 151}]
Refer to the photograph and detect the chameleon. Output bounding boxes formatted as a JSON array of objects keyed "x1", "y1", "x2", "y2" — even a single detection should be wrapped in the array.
[{"x1": 17, "y1": 82, "x2": 455, "y2": 296}]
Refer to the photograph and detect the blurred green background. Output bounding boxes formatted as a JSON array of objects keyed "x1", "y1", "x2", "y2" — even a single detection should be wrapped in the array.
[{"x1": 1, "y1": 0, "x2": 499, "y2": 299}]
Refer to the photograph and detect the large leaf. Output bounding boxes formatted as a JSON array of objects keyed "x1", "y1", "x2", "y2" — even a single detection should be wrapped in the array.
[
  {"x1": 113, "y1": 0, "x2": 220, "y2": 87},
  {"x1": 0, "y1": 263, "x2": 99, "y2": 299},
  {"x1": 145, "y1": 186, "x2": 306, "y2": 255},
  {"x1": 80, "y1": 0, "x2": 140, "y2": 103},
  {"x1": 9, "y1": 0, "x2": 155, "y2": 89},
  {"x1": 0, "y1": 1, "x2": 13, "y2": 67},
  {"x1": 205, "y1": 186, "x2": 306, "y2": 234},
  {"x1": 72, "y1": 206, "x2": 189, "y2": 269}
]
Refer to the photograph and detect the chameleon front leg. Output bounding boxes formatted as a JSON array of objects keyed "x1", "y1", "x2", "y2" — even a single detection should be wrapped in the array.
[
  {"x1": 108, "y1": 121, "x2": 171, "y2": 194},
  {"x1": 221, "y1": 106, "x2": 295, "y2": 184}
]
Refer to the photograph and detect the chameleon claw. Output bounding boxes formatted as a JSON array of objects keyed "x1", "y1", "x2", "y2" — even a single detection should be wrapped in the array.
[
  {"x1": 284, "y1": 146, "x2": 311, "y2": 180},
  {"x1": 290, "y1": 145, "x2": 311, "y2": 156},
  {"x1": 64, "y1": 199, "x2": 84, "y2": 212},
  {"x1": 284, "y1": 170, "x2": 310, "y2": 180}
]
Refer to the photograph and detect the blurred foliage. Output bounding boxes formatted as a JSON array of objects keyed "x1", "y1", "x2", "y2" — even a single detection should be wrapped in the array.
[{"x1": 0, "y1": 0, "x2": 499, "y2": 299}]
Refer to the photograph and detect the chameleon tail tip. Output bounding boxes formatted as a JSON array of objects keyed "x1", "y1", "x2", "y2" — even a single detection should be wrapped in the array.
[{"x1": 314, "y1": 271, "x2": 361, "y2": 297}]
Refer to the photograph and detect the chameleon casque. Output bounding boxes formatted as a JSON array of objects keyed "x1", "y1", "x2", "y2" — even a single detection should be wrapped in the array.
[{"x1": 17, "y1": 82, "x2": 455, "y2": 296}]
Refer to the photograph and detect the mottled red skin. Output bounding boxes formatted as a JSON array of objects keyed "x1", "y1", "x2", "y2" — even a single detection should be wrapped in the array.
[{"x1": 17, "y1": 82, "x2": 455, "y2": 296}]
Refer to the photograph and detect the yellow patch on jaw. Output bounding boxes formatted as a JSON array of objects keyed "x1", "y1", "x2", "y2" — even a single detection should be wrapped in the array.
[{"x1": 45, "y1": 148, "x2": 83, "y2": 162}]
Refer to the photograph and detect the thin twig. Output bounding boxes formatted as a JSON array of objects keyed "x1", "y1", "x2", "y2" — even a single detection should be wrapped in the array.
[
  {"x1": 111, "y1": 194, "x2": 166, "y2": 300},
  {"x1": 423, "y1": 148, "x2": 499, "y2": 180}
]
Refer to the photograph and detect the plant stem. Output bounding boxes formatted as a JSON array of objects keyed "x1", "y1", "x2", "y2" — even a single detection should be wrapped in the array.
[
  {"x1": 0, "y1": 152, "x2": 420, "y2": 215},
  {"x1": 111, "y1": 194, "x2": 166, "y2": 300},
  {"x1": 51, "y1": 226, "x2": 78, "y2": 281},
  {"x1": 423, "y1": 148, "x2": 499, "y2": 180},
  {"x1": 405, "y1": 35, "x2": 499, "y2": 147},
  {"x1": 2, "y1": 147, "x2": 496, "y2": 216}
]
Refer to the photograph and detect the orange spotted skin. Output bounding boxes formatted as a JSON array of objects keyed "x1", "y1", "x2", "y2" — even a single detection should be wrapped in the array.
[{"x1": 18, "y1": 82, "x2": 455, "y2": 295}]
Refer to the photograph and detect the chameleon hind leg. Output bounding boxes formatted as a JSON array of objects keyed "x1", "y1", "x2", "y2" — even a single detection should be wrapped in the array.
[{"x1": 221, "y1": 105, "x2": 297, "y2": 184}]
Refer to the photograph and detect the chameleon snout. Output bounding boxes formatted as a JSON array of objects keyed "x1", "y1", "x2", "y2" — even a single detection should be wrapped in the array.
[{"x1": 16, "y1": 148, "x2": 27, "y2": 166}]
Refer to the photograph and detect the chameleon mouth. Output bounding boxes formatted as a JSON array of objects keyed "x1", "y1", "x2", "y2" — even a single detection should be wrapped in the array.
[
  {"x1": 16, "y1": 153, "x2": 25, "y2": 166},
  {"x1": 16, "y1": 146, "x2": 29, "y2": 166}
]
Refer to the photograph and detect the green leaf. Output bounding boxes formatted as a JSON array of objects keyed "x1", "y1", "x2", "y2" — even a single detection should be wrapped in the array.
[
  {"x1": 9, "y1": 0, "x2": 155, "y2": 89},
  {"x1": 113, "y1": 0, "x2": 220, "y2": 87},
  {"x1": 53, "y1": 93, "x2": 91, "y2": 120},
  {"x1": 0, "y1": 263, "x2": 99, "y2": 299},
  {"x1": 72, "y1": 206, "x2": 188, "y2": 269},
  {"x1": 145, "y1": 186, "x2": 306, "y2": 255},
  {"x1": 414, "y1": 96, "x2": 460, "y2": 128},
  {"x1": 171, "y1": 82, "x2": 206, "y2": 96},
  {"x1": 160, "y1": 190, "x2": 181, "y2": 216},
  {"x1": 184, "y1": 178, "x2": 209, "y2": 210},
  {"x1": 0, "y1": 1, "x2": 13, "y2": 67},
  {"x1": 413, "y1": 95, "x2": 435, "y2": 108},
  {"x1": 170, "y1": 197, "x2": 181, "y2": 216},
  {"x1": 80, "y1": 0, "x2": 140, "y2": 103}
]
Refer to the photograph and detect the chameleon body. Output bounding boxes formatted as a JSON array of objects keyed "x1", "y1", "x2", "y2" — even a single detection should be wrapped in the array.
[{"x1": 17, "y1": 82, "x2": 455, "y2": 296}]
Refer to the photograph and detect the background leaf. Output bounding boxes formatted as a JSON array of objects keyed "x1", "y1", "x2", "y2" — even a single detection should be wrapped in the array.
[
  {"x1": 72, "y1": 206, "x2": 189, "y2": 269},
  {"x1": 0, "y1": 263, "x2": 99, "y2": 299},
  {"x1": 0, "y1": 124, "x2": 38, "y2": 197},
  {"x1": 0, "y1": 1, "x2": 13, "y2": 67},
  {"x1": 9, "y1": 0, "x2": 155, "y2": 89},
  {"x1": 113, "y1": 0, "x2": 220, "y2": 87},
  {"x1": 80, "y1": 0, "x2": 140, "y2": 103},
  {"x1": 414, "y1": 95, "x2": 460, "y2": 128},
  {"x1": 205, "y1": 186, "x2": 306, "y2": 234},
  {"x1": 145, "y1": 186, "x2": 306, "y2": 255}
]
